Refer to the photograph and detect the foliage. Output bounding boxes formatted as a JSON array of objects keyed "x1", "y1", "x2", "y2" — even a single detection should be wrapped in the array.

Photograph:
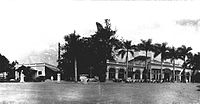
[
  {"x1": 59, "y1": 31, "x2": 81, "y2": 81},
  {"x1": 89, "y1": 19, "x2": 118, "y2": 82},
  {"x1": 153, "y1": 42, "x2": 169, "y2": 61},
  {"x1": 167, "y1": 46, "x2": 180, "y2": 82},
  {"x1": 0, "y1": 54, "x2": 9, "y2": 73},
  {"x1": 59, "y1": 19, "x2": 119, "y2": 82},
  {"x1": 17, "y1": 65, "x2": 36, "y2": 81},
  {"x1": 6, "y1": 61, "x2": 18, "y2": 79},
  {"x1": 177, "y1": 45, "x2": 192, "y2": 68},
  {"x1": 168, "y1": 46, "x2": 180, "y2": 63},
  {"x1": 117, "y1": 40, "x2": 137, "y2": 79},
  {"x1": 177, "y1": 45, "x2": 192, "y2": 82},
  {"x1": 137, "y1": 39, "x2": 154, "y2": 81}
]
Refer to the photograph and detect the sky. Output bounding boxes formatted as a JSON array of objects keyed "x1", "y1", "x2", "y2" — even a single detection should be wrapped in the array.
[{"x1": 0, "y1": 0, "x2": 200, "y2": 62}]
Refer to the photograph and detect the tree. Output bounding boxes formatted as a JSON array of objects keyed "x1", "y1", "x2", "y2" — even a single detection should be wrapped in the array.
[
  {"x1": 117, "y1": 40, "x2": 137, "y2": 80},
  {"x1": 90, "y1": 19, "x2": 118, "y2": 82},
  {"x1": 16, "y1": 65, "x2": 36, "y2": 82},
  {"x1": 59, "y1": 19, "x2": 119, "y2": 82},
  {"x1": 137, "y1": 39, "x2": 154, "y2": 81},
  {"x1": 168, "y1": 46, "x2": 180, "y2": 82},
  {"x1": 7, "y1": 61, "x2": 18, "y2": 80},
  {"x1": 178, "y1": 45, "x2": 192, "y2": 82},
  {"x1": 187, "y1": 53, "x2": 200, "y2": 82},
  {"x1": 0, "y1": 54, "x2": 9, "y2": 73},
  {"x1": 0, "y1": 54, "x2": 10, "y2": 80},
  {"x1": 60, "y1": 31, "x2": 81, "y2": 81},
  {"x1": 153, "y1": 42, "x2": 169, "y2": 82}
]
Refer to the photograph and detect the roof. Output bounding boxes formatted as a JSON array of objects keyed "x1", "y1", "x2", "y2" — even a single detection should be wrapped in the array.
[
  {"x1": 129, "y1": 56, "x2": 151, "y2": 62},
  {"x1": 17, "y1": 63, "x2": 60, "y2": 72}
]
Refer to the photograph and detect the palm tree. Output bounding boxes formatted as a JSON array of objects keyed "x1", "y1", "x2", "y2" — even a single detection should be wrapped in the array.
[
  {"x1": 178, "y1": 45, "x2": 192, "y2": 82},
  {"x1": 188, "y1": 53, "x2": 200, "y2": 82},
  {"x1": 63, "y1": 31, "x2": 81, "y2": 82},
  {"x1": 137, "y1": 39, "x2": 154, "y2": 81},
  {"x1": 153, "y1": 42, "x2": 169, "y2": 82},
  {"x1": 117, "y1": 40, "x2": 137, "y2": 80},
  {"x1": 168, "y1": 46, "x2": 180, "y2": 82}
]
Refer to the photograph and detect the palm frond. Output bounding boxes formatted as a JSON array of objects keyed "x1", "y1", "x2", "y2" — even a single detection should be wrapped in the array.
[
  {"x1": 129, "y1": 51, "x2": 135, "y2": 57},
  {"x1": 117, "y1": 49, "x2": 126, "y2": 59}
]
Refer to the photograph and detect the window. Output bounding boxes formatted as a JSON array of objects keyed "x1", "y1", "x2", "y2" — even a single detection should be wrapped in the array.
[{"x1": 38, "y1": 71, "x2": 42, "y2": 75}]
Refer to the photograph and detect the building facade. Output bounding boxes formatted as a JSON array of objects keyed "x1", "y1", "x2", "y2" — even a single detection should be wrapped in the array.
[
  {"x1": 15, "y1": 63, "x2": 60, "y2": 81},
  {"x1": 106, "y1": 55, "x2": 192, "y2": 82}
]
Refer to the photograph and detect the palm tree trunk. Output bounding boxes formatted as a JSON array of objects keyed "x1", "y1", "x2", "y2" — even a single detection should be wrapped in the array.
[
  {"x1": 183, "y1": 60, "x2": 186, "y2": 83},
  {"x1": 145, "y1": 50, "x2": 148, "y2": 81},
  {"x1": 173, "y1": 59, "x2": 175, "y2": 82},
  {"x1": 161, "y1": 61, "x2": 163, "y2": 82},
  {"x1": 149, "y1": 59, "x2": 152, "y2": 81},
  {"x1": 125, "y1": 50, "x2": 129, "y2": 80},
  {"x1": 74, "y1": 58, "x2": 78, "y2": 82},
  {"x1": 145, "y1": 50, "x2": 148, "y2": 71}
]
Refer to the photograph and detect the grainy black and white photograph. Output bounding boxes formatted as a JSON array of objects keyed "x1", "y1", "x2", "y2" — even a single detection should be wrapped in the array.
[{"x1": 1, "y1": 0, "x2": 200, "y2": 103}]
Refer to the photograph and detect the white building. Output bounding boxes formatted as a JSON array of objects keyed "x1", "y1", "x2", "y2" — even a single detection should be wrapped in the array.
[
  {"x1": 106, "y1": 51, "x2": 192, "y2": 82},
  {"x1": 15, "y1": 63, "x2": 60, "y2": 81}
]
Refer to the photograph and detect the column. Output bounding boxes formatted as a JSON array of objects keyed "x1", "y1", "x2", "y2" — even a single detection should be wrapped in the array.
[
  {"x1": 106, "y1": 68, "x2": 109, "y2": 80},
  {"x1": 51, "y1": 76, "x2": 54, "y2": 81},
  {"x1": 189, "y1": 74, "x2": 191, "y2": 83},
  {"x1": 169, "y1": 75, "x2": 172, "y2": 82},
  {"x1": 149, "y1": 62, "x2": 152, "y2": 81},
  {"x1": 15, "y1": 71, "x2": 19, "y2": 80},
  {"x1": 179, "y1": 74, "x2": 181, "y2": 82},
  {"x1": 20, "y1": 71, "x2": 24, "y2": 83},
  {"x1": 115, "y1": 69, "x2": 119, "y2": 79},
  {"x1": 133, "y1": 73, "x2": 135, "y2": 80},
  {"x1": 140, "y1": 70, "x2": 143, "y2": 80},
  {"x1": 57, "y1": 73, "x2": 61, "y2": 82}
]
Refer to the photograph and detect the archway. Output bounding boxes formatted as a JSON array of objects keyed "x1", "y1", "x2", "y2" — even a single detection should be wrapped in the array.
[
  {"x1": 152, "y1": 69, "x2": 161, "y2": 81},
  {"x1": 128, "y1": 67, "x2": 133, "y2": 79},
  {"x1": 186, "y1": 72, "x2": 190, "y2": 82},
  {"x1": 135, "y1": 70, "x2": 141, "y2": 80},
  {"x1": 109, "y1": 68, "x2": 115, "y2": 80},
  {"x1": 175, "y1": 70, "x2": 181, "y2": 82},
  {"x1": 163, "y1": 68, "x2": 172, "y2": 82},
  {"x1": 118, "y1": 69, "x2": 125, "y2": 79}
]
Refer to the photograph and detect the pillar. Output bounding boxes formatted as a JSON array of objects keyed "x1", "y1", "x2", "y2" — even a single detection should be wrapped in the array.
[
  {"x1": 133, "y1": 73, "x2": 135, "y2": 80},
  {"x1": 149, "y1": 62, "x2": 152, "y2": 81},
  {"x1": 169, "y1": 75, "x2": 172, "y2": 82},
  {"x1": 15, "y1": 71, "x2": 19, "y2": 80},
  {"x1": 140, "y1": 70, "x2": 143, "y2": 80},
  {"x1": 51, "y1": 76, "x2": 54, "y2": 81},
  {"x1": 57, "y1": 73, "x2": 61, "y2": 82},
  {"x1": 179, "y1": 74, "x2": 181, "y2": 82},
  {"x1": 189, "y1": 74, "x2": 191, "y2": 83},
  {"x1": 106, "y1": 68, "x2": 109, "y2": 80},
  {"x1": 20, "y1": 71, "x2": 24, "y2": 83},
  {"x1": 115, "y1": 69, "x2": 119, "y2": 79}
]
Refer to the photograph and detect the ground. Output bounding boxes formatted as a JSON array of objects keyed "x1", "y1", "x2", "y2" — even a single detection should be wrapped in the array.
[{"x1": 1, "y1": 82, "x2": 200, "y2": 104}]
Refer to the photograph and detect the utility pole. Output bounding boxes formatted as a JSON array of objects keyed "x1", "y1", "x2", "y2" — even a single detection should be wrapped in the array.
[
  {"x1": 58, "y1": 42, "x2": 61, "y2": 66},
  {"x1": 57, "y1": 42, "x2": 61, "y2": 82}
]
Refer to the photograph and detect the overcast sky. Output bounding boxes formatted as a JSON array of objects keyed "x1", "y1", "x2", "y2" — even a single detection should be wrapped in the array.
[{"x1": 0, "y1": 0, "x2": 200, "y2": 61}]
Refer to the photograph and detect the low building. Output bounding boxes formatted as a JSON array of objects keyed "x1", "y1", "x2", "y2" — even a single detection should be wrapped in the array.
[
  {"x1": 106, "y1": 55, "x2": 192, "y2": 82},
  {"x1": 15, "y1": 63, "x2": 60, "y2": 81}
]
